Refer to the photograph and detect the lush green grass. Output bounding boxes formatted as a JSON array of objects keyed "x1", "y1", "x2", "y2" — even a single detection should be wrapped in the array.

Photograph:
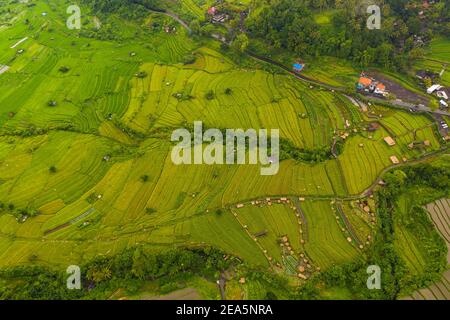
[{"x1": 426, "y1": 37, "x2": 450, "y2": 63}]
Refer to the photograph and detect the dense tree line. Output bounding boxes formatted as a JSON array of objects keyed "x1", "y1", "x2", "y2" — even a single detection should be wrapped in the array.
[
  {"x1": 81, "y1": 0, "x2": 163, "y2": 18},
  {"x1": 279, "y1": 138, "x2": 336, "y2": 163},
  {"x1": 0, "y1": 247, "x2": 232, "y2": 299},
  {"x1": 246, "y1": 0, "x2": 450, "y2": 71}
]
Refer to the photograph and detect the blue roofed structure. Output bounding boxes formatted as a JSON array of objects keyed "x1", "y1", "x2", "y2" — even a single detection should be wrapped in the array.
[{"x1": 293, "y1": 63, "x2": 304, "y2": 72}]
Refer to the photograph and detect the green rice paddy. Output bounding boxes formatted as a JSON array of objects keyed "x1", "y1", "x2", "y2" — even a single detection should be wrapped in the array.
[{"x1": 0, "y1": 0, "x2": 446, "y2": 279}]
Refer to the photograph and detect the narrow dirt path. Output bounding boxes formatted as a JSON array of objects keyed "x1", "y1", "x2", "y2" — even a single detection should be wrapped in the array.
[
  {"x1": 163, "y1": 11, "x2": 192, "y2": 33},
  {"x1": 218, "y1": 273, "x2": 226, "y2": 300},
  {"x1": 292, "y1": 198, "x2": 308, "y2": 242}
]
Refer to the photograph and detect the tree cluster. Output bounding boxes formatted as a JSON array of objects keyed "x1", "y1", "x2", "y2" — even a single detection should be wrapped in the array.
[
  {"x1": 246, "y1": 0, "x2": 450, "y2": 70},
  {"x1": 0, "y1": 247, "x2": 231, "y2": 299}
]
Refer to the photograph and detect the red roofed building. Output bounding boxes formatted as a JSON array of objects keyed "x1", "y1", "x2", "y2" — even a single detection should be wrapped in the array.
[
  {"x1": 208, "y1": 7, "x2": 217, "y2": 15},
  {"x1": 357, "y1": 74, "x2": 388, "y2": 96},
  {"x1": 357, "y1": 77, "x2": 372, "y2": 89}
]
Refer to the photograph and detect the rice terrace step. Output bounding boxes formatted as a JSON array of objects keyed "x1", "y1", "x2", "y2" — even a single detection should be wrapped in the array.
[{"x1": 0, "y1": 0, "x2": 448, "y2": 303}]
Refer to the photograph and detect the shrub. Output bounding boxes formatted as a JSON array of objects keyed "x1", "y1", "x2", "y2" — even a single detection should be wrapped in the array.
[
  {"x1": 58, "y1": 66, "x2": 70, "y2": 73},
  {"x1": 86, "y1": 193, "x2": 98, "y2": 204},
  {"x1": 205, "y1": 90, "x2": 215, "y2": 100},
  {"x1": 183, "y1": 53, "x2": 196, "y2": 65},
  {"x1": 135, "y1": 71, "x2": 147, "y2": 78}
]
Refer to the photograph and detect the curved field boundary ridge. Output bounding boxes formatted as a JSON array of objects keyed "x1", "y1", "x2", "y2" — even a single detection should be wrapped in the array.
[
  {"x1": 10, "y1": 36, "x2": 28, "y2": 49},
  {"x1": 403, "y1": 198, "x2": 450, "y2": 300},
  {"x1": 44, "y1": 208, "x2": 96, "y2": 235}
]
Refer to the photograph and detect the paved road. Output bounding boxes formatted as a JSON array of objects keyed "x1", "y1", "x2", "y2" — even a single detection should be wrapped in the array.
[
  {"x1": 247, "y1": 52, "x2": 450, "y2": 117},
  {"x1": 361, "y1": 95, "x2": 450, "y2": 117}
]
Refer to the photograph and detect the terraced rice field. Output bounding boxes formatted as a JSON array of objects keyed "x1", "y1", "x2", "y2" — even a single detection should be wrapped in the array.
[
  {"x1": 300, "y1": 200, "x2": 360, "y2": 269},
  {"x1": 426, "y1": 199, "x2": 450, "y2": 264},
  {"x1": 233, "y1": 203, "x2": 302, "y2": 265},
  {"x1": 0, "y1": 0, "x2": 446, "y2": 277},
  {"x1": 405, "y1": 269, "x2": 450, "y2": 300},
  {"x1": 414, "y1": 37, "x2": 450, "y2": 87},
  {"x1": 301, "y1": 56, "x2": 359, "y2": 88},
  {"x1": 403, "y1": 199, "x2": 450, "y2": 300},
  {"x1": 180, "y1": 0, "x2": 204, "y2": 19}
]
